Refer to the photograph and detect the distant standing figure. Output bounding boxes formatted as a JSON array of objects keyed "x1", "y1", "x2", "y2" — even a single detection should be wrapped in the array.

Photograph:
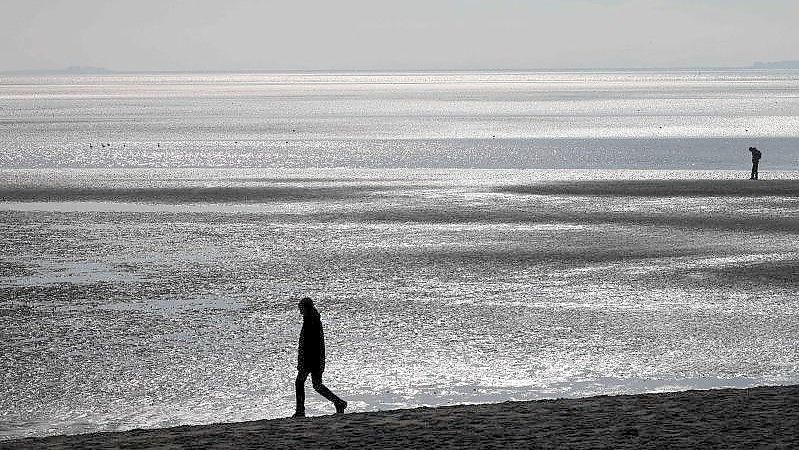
[
  {"x1": 293, "y1": 297, "x2": 347, "y2": 418},
  {"x1": 749, "y1": 147, "x2": 762, "y2": 180}
]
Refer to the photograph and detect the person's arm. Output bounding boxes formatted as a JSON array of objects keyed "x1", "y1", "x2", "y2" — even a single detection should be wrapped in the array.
[{"x1": 297, "y1": 324, "x2": 305, "y2": 370}]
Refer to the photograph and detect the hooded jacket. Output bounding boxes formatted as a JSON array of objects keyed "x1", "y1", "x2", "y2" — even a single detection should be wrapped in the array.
[{"x1": 298, "y1": 307, "x2": 326, "y2": 372}]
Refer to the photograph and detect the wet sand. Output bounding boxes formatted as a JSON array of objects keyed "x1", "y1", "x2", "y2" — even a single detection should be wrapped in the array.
[{"x1": 6, "y1": 385, "x2": 798, "y2": 449}]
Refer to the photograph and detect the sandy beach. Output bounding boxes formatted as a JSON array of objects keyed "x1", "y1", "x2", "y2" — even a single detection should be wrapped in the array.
[{"x1": 5, "y1": 385, "x2": 797, "y2": 449}]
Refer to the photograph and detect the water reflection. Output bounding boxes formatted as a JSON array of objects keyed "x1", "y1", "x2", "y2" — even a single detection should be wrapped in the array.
[{"x1": 1, "y1": 168, "x2": 798, "y2": 440}]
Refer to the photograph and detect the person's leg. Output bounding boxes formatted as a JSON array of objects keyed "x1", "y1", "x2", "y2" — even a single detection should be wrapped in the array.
[
  {"x1": 294, "y1": 370, "x2": 309, "y2": 416},
  {"x1": 311, "y1": 370, "x2": 347, "y2": 413},
  {"x1": 754, "y1": 161, "x2": 759, "y2": 179},
  {"x1": 751, "y1": 162, "x2": 756, "y2": 179}
]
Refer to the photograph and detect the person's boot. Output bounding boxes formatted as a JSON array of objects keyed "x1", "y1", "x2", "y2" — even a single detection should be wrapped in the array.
[
  {"x1": 292, "y1": 410, "x2": 306, "y2": 419},
  {"x1": 335, "y1": 400, "x2": 347, "y2": 414}
]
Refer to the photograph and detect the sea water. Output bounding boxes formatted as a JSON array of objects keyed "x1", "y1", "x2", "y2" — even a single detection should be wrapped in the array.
[{"x1": 1, "y1": 71, "x2": 798, "y2": 439}]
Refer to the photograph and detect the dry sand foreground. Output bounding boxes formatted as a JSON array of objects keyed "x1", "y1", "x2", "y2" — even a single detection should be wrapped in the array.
[{"x1": 5, "y1": 385, "x2": 798, "y2": 449}]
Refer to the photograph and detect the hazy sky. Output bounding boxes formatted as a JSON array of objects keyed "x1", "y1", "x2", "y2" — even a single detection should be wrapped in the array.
[{"x1": 3, "y1": 0, "x2": 798, "y2": 71}]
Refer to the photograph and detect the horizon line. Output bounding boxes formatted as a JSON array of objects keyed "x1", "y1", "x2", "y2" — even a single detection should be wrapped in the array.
[{"x1": 3, "y1": 65, "x2": 798, "y2": 76}]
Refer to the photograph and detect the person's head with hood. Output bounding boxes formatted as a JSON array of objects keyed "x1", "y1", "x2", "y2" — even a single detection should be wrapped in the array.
[{"x1": 297, "y1": 297, "x2": 317, "y2": 317}]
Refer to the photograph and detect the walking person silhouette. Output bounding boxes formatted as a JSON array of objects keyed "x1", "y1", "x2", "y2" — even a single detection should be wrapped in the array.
[
  {"x1": 293, "y1": 297, "x2": 347, "y2": 418},
  {"x1": 749, "y1": 147, "x2": 762, "y2": 180}
]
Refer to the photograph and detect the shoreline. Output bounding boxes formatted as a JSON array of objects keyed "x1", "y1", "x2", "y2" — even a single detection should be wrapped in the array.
[{"x1": 6, "y1": 385, "x2": 798, "y2": 449}]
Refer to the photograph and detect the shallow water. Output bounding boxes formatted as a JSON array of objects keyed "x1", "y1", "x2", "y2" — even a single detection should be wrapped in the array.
[
  {"x1": 2, "y1": 71, "x2": 799, "y2": 169},
  {"x1": 2, "y1": 168, "x2": 798, "y2": 440},
  {"x1": 1, "y1": 71, "x2": 799, "y2": 439}
]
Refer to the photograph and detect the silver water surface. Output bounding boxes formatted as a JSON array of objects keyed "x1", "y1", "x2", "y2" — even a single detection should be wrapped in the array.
[
  {"x1": 2, "y1": 71, "x2": 799, "y2": 168},
  {"x1": 2, "y1": 71, "x2": 799, "y2": 439},
  {"x1": 2, "y1": 168, "x2": 798, "y2": 440}
]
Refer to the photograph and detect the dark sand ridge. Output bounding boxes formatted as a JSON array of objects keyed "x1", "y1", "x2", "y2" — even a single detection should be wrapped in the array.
[
  {"x1": 497, "y1": 179, "x2": 799, "y2": 197},
  {"x1": 4, "y1": 204, "x2": 796, "y2": 234},
  {"x1": 346, "y1": 206, "x2": 799, "y2": 233},
  {"x1": 0, "y1": 186, "x2": 395, "y2": 203},
  {"x1": 6, "y1": 386, "x2": 798, "y2": 449},
  {"x1": 4, "y1": 178, "x2": 797, "y2": 203},
  {"x1": 338, "y1": 179, "x2": 799, "y2": 233},
  {"x1": 336, "y1": 179, "x2": 799, "y2": 232}
]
